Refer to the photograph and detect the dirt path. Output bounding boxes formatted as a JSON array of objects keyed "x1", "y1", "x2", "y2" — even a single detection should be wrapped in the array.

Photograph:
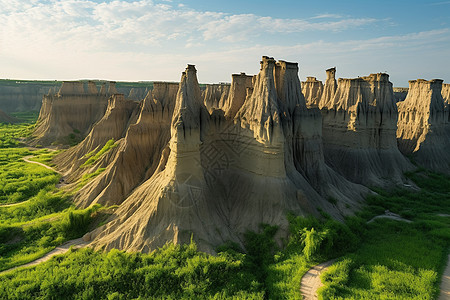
[
  {"x1": 300, "y1": 260, "x2": 335, "y2": 300},
  {"x1": 367, "y1": 212, "x2": 412, "y2": 224},
  {"x1": 0, "y1": 238, "x2": 86, "y2": 275},
  {"x1": 439, "y1": 254, "x2": 450, "y2": 300},
  {"x1": 22, "y1": 155, "x2": 61, "y2": 174},
  {"x1": 0, "y1": 200, "x2": 30, "y2": 207},
  {"x1": 0, "y1": 156, "x2": 63, "y2": 208}
]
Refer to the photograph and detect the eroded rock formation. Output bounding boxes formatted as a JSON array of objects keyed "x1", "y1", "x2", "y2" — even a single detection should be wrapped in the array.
[
  {"x1": 319, "y1": 68, "x2": 338, "y2": 107},
  {"x1": 397, "y1": 79, "x2": 450, "y2": 173},
  {"x1": 72, "y1": 57, "x2": 367, "y2": 254},
  {"x1": 318, "y1": 73, "x2": 414, "y2": 186},
  {"x1": 393, "y1": 87, "x2": 409, "y2": 102},
  {"x1": 46, "y1": 57, "x2": 450, "y2": 255},
  {"x1": 302, "y1": 77, "x2": 323, "y2": 107},
  {"x1": 0, "y1": 81, "x2": 60, "y2": 112},
  {"x1": 32, "y1": 81, "x2": 117, "y2": 146},
  {"x1": 202, "y1": 83, "x2": 230, "y2": 113}
]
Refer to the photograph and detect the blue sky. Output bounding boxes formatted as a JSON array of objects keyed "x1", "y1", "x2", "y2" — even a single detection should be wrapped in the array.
[{"x1": 0, "y1": 0, "x2": 449, "y2": 86}]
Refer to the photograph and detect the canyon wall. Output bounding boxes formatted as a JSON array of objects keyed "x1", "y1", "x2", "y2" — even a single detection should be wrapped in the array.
[
  {"x1": 318, "y1": 73, "x2": 414, "y2": 186},
  {"x1": 76, "y1": 58, "x2": 367, "y2": 253},
  {"x1": 397, "y1": 79, "x2": 450, "y2": 174}
]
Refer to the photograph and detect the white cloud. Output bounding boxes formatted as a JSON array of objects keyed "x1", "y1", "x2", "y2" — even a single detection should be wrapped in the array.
[{"x1": 0, "y1": 0, "x2": 448, "y2": 86}]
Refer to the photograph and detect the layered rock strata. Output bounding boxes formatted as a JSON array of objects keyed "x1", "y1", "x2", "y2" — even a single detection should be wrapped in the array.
[
  {"x1": 203, "y1": 83, "x2": 230, "y2": 113},
  {"x1": 318, "y1": 73, "x2": 414, "y2": 186},
  {"x1": 78, "y1": 58, "x2": 366, "y2": 254},
  {"x1": 0, "y1": 81, "x2": 60, "y2": 112},
  {"x1": 319, "y1": 67, "x2": 338, "y2": 107},
  {"x1": 302, "y1": 77, "x2": 323, "y2": 107},
  {"x1": 397, "y1": 79, "x2": 450, "y2": 173},
  {"x1": 221, "y1": 73, "x2": 253, "y2": 118},
  {"x1": 32, "y1": 81, "x2": 117, "y2": 146}
]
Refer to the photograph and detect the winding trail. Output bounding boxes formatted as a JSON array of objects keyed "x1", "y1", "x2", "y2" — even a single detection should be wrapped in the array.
[
  {"x1": 0, "y1": 200, "x2": 30, "y2": 207},
  {"x1": 0, "y1": 238, "x2": 86, "y2": 275},
  {"x1": 22, "y1": 155, "x2": 62, "y2": 174},
  {"x1": 439, "y1": 255, "x2": 450, "y2": 299},
  {"x1": 300, "y1": 260, "x2": 335, "y2": 300},
  {"x1": 0, "y1": 155, "x2": 62, "y2": 208}
]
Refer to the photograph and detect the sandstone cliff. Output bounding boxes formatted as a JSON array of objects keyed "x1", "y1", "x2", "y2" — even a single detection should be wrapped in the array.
[
  {"x1": 302, "y1": 77, "x2": 323, "y2": 107},
  {"x1": 54, "y1": 82, "x2": 178, "y2": 207},
  {"x1": 32, "y1": 81, "x2": 117, "y2": 146},
  {"x1": 202, "y1": 83, "x2": 230, "y2": 113},
  {"x1": 318, "y1": 73, "x2": 414, "y2": 186},
  {"x1": 393, "y1": 87, "x2": 408, "y2": 102},
  {"x1": 221, "y1": 73, "x2": 253, "y2": 118},
  {"x1": 0, "y1": 81, "x2": 60, "y2": 113},
  {"x1": 397, "y1": 79, "x2": 449, "y2": 173},
  {"x1": 78, "y1": 58, "x2": 367, "y2": 254},
  {"x1": 319, "y1": 68, "x2": 338, "y2": 108}
]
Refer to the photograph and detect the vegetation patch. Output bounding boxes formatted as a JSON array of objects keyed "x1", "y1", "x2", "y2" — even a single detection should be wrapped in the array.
[
  {"x1": 82, "y1": 139, "x2": 117, "y2": 167},
  {"x1": 318, "y1": 170, "x2": 450, "y2": 300},
  {"x1": 0, "y1": 148, "x2": 60, "y2": 204}
]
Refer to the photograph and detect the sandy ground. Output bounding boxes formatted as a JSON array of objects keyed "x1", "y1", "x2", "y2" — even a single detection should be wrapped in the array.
[
  {"x1": 439, "y1": 254, "x2": 450, "y2": 300},
  {"x1": 300, "y1": 260, "x2": 335, "y2": 300},
  {"x1": 0, "y1": 238, "x2": 86, "y2": 275}
]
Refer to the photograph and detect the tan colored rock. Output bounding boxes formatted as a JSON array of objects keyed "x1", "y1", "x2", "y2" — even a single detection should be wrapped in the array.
[
  {"x1": 302, "y1": 77, "x2": 323, "y2": 108},
  {"x1": 81, "y1": 58, "x2": 366, "y2": 254},
  {"x1": 397, "y1": 79, "x2": 449, "y2": 173},
  {"x1": 58, "y1": 81, "x2": 85, "y2": 95},
  {"x1": 319, "y1": 67, "x2": 338, "y2": 108},
  {"x1": 221, "y1": 72, "x2": 253, "y2": 118},
  {"x1": 32, "y1": 81, "x2": 128, "y2": 146},
  {"x1": 86, "y1": 81, "x2": 98, "y2": 94},
  {"x1": 318, "y1": 73, "x2": 414, "y2": 186},
  {"x1": 202, "y1": 83, "x2": 230, "y2": 113}
]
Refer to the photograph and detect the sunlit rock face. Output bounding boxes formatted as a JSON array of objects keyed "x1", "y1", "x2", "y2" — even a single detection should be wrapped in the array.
[
  {"x1": 302, "y1": 77, "x2": 323, "y2": 108},
  {"x1": 67, "y1": 57, "x2": 367, "y2": 254},
  {"x1": 32, "y1": 81, "x2": 119, "y2": 146},
  {"x1": 202, "y1": 83, "x2": 230, "y2": 113},
  {"x1": 318, "y1": 73, "x2": 414, "y2": 186},
  {"x1": 397, "y1": 79, "x2": 450, "y2": 174}
]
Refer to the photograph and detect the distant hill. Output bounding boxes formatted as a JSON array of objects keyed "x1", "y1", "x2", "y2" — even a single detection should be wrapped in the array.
[{"x1": 0, "y1": 109, "x2": 19, "y2": 123}]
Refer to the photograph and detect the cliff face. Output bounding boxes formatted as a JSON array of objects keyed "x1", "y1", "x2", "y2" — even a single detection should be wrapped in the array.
[
  {"x1": 202, "y1": 83, "x2": 230, "y2": 113},
  {"x1": 393, "y1": 87, "x2": 409, "y2": 102},
  {"x1": 54, "y1": 83, "x2": 177, "y2": 208},
  {"x1": 442, "y1": 83, "x2": 450, "y2": 123},
  {"x1": 221, "y1": 73, "x2": 253, "y2": 118},
  {"x1": 318, "y1": 73, "x2": 414, "y2": 186},
  {"x1": 319, "y1": 68, "x2": 338, "y2": 108},
  {"x1": 32, "y1": 81, "x2": 117, "y2": 146},
  {"x1": 397, "y1": 79, "x2": 450, "y2": 173},
  {"x1": 302, "y1": 77, "x2": 323, "y2": 107},
  {"x1": 0, "y1": 81, "x2": 60, "y2": 113},
  {"x1": 76, "y1": 57, "x2": 367, "y2": 254}
]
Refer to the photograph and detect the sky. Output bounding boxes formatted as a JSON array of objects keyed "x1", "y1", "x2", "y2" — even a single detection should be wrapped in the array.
[{"x1": 0, "y1": 0, "x2": 449, "y2": 86}]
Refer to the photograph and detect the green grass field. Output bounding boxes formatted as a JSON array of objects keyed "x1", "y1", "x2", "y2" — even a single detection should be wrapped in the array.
[
  {"x1": 0, "y1": 118, "x2": 104, "y2": 273},
  {"x1": 318, "y1": 171, "x2": 450, "y2": 300}
]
